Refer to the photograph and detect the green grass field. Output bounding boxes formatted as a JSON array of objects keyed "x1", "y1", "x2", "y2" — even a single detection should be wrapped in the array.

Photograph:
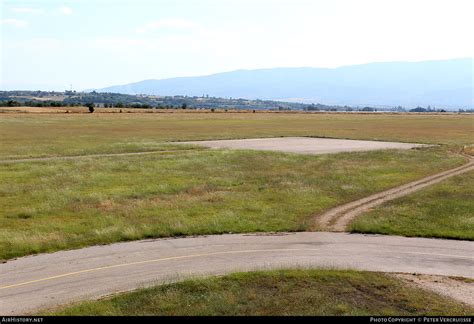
[
  {"x1": 0, "y1": 147, "x2": 464, "y2": 260},
  {"x1": 350, "y1": 171, "x2": 474, "y2": 240},
  {"x1": 1, "y1": 112, "x2": 472, "y2": 259},
  {"x1": 44, "y1": 269, "x2": 473, "y2": 316},
  {"x1": 1, "y1": 112, "x2": 472, "y2": 159}
]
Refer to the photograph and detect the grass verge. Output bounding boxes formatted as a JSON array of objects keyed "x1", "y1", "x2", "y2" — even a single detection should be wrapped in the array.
[{"x1": 44, "y1": 269, "x2": 473, "y2": 316}]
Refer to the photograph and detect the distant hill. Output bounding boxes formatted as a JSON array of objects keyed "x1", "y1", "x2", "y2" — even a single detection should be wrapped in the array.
[{"x1": 98, "y1": 58, "x2": 473, "y2": 109}]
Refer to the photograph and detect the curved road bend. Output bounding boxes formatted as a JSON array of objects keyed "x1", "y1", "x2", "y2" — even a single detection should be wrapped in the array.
[{"x1": 1, "y1": 232, "x2": 473, "y2": 314}]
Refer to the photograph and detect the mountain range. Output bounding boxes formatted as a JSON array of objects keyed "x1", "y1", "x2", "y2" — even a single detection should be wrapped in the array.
[{"x1": 97, "y1": 58, "x2": 473, "y2": 108}]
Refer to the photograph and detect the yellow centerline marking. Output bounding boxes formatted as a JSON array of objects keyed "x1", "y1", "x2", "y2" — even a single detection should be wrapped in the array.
[
  {"x1": 0, "y1": 248, "x2": 319, "y2": 291},
  {"x1": 1, "y1": 248, "x2": 472, "y2": 291}
]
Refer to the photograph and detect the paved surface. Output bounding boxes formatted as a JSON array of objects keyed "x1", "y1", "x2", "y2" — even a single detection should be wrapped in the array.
[
  {"x1": 315, "y1": 156, "x2": 474, "y2": 231},
  {"x1": 1, "y1": 232, "x2": 473, "y2": 314},
  {"x1": 178, "y1": 137, "x2": 428, "y2": 155}
]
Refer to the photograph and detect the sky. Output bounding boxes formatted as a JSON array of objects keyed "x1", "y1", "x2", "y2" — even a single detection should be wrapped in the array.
[{"x1": 1, "y1": 0, "x2": 473, "y2": 91}]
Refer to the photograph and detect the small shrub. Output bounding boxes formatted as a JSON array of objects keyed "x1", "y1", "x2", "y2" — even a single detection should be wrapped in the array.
[{"x1": 85, "y1": 103, "x2": 95, "y2": 113}]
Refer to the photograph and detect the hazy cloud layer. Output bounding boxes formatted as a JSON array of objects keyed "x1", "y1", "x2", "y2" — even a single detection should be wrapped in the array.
[
  {"x1": 1, "y1": 0, "x2": 473, "y2": 90},
  {"x1": 1, "y1": 18, "x2": 29, "y2": 28},
  {"x1": 136, "y1": 19, "x2": 200, "y2": 33},
  {"x1": 11, "y1": 7, "x2": 45, "y2": 14}
]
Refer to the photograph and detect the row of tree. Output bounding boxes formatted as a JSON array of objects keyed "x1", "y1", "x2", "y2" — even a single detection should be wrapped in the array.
[
  {"x1": 1, "y1": 90, "x2": 472, "y2": 112},
  {"x1": 0, "y1": 100, "x2": 188, "y2": 110}
]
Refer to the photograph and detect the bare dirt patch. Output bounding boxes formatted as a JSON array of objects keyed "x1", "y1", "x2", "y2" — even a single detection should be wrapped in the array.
[
  {"x1": 177, "y1": 137, "x2": 428, "y2": 155},
  {"x1": 392, "y1": 273, "x2": 474, "y2": 307}
]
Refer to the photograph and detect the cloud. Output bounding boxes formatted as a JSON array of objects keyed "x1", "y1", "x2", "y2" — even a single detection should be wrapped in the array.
[
  {"x1": 1, "y1": 19, "x2": 29, "y2": 28},
  {"x1": 11, "y1": 6, "x2": 73, "y2": 18},
  {"x1": 11, "y1": 7, "x2": 44, "y2": 15},
  {"x1": 6, "y1": 38, "x2": 63, "y2": 51},
  {"x1": 57, "y1": 6, "x2": 73, "y2": 15},
  {"x1": 136, "y1": 18, "x2": 199, "y2": 33}
]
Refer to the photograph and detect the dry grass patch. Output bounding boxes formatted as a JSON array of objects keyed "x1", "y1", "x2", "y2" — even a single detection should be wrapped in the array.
[{"x1": 1, "y1": 113, "x2": 472, "y2": 159}]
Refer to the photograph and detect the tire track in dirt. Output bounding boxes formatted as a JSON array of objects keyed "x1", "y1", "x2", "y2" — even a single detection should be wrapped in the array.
[
  {"x1": 0, "y1": 149, "x2": 202, "y2": 164},
  {"x1": 314, "y1": 156, "x2": 474, "y2": 232}
]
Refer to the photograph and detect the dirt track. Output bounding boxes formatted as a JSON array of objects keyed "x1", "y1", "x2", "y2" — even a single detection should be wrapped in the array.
[
  {"x1": 314, "y1": 156, "x2": 474, "y2": 231},
  {"x1": 0, "y1": 149, "x2": 199, "y2": 164}
]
